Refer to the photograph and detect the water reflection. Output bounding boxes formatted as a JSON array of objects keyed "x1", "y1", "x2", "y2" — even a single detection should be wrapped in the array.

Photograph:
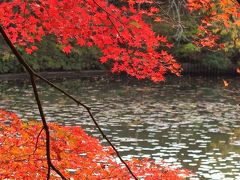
[{"x1": 0, "y1": 76, "x2": 240, "y2": 179}]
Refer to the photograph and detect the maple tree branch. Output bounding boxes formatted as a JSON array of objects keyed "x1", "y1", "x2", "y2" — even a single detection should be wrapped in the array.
[
  {"x1": 0, "y1": 26, "x2": 67, "y2": 180},
  {"x1": 92, "y1": 0, "x2": 125, "y2": 26},
  {"x1": 92, "y1": 0, "x2": 138, "y2": 73},
  {"x1": 28, "y1": 49, "x2": 68, "y2": 180},
  {"x1": 0, "y1": 25, "x2": 137, "y2": 179},
  {"x1": 33, "y1": 75, "x2": 138, "y2": 178}
]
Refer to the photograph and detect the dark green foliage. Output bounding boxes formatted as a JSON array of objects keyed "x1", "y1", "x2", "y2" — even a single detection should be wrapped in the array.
[
  {"x1": 173, "y1": 43, "x2": 201, "y2": 60},
  {"x1": 0, "y1": 56, "x2": 22, "y2": 73},
  {"x1": 0, "y1": 36, "x2": 105, "y2": 74},
  {"x1": 201, "y1": 52, "x2": 232, "y2": 70}
]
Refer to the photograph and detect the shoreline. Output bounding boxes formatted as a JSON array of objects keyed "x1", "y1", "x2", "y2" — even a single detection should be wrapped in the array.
[
  {"x1": 0, "y1": 70, "x2": 111, "y2": 81},
  {"x1": 0, "y1": 63, "x2": 238, "y2": 81}
]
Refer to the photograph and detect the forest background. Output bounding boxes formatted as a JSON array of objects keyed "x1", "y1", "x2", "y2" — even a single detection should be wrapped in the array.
[{"x1": 1, "y1": 0, "x2": 239, "y2": 75}]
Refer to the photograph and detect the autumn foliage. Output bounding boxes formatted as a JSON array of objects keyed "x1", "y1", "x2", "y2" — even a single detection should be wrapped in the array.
[
  {"x1": 0, "y1": 0, "x2": 182, "y2": 82},
  {"x1": 187, "y1": 0, "x2": 240, "y2": 49},
  {"x1": 0, "y1": 109, "x2": 190, "y2": 179}
]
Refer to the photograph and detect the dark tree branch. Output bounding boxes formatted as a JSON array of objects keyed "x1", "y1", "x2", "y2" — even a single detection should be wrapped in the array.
[
  {"x1": 33, "y1": 126, "x2": 44, "y2": 155},
  {"x1": 0, "y1": 25, "x2": 137, "y2": 179},
  {"x1": 0, "y1": 25, "x2": 68, "y2": 180}
]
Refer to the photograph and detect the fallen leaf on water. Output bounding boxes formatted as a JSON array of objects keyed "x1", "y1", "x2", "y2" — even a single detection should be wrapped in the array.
[{"x1": 223, "y1": 79, "x2": 229, "y2": 87}]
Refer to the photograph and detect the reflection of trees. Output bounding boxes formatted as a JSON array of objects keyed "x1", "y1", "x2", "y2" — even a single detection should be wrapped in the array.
[
  {"x1": 0, "y1": 83, "x2": 30, "y2": 104},
  {"x1": 209, "y1": 128, "x2": 240, "y2": 156},
  {"x1": 224, "y1": 90, "x2": 240, "y2": 102}
]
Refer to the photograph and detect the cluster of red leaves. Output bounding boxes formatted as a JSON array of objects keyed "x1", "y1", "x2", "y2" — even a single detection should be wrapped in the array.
[
  {"x1": 187, "y1": 0, "x2": 240, "y2": 48},
  {"x1": 0, "y1": 109, "x2": 190, "y2": 179},
  {"x1": 0, "y1": 0, "x2": 181, "y2": 82}
]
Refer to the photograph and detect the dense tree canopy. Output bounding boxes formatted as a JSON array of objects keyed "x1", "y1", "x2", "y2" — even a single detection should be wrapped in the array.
[
  {"x1": 2, "y1": 1, "x2": 240, "y2": 76},
  {"x1": 0, "y1": 0, "x2": 182, "y2": 82}
]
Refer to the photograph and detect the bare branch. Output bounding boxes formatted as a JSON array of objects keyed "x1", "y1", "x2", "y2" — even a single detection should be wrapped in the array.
[
  {"x1": 0, "y1": 25, "x2": 137, "y2": 179},
  {"x1": 0, "y1": 25, "x2": 67, "y2": 180}
]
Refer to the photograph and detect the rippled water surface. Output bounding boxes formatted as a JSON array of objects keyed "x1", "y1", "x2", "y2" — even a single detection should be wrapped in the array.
[{"x1": 0, "y1": 76, "x2": 240, "y2": 179}]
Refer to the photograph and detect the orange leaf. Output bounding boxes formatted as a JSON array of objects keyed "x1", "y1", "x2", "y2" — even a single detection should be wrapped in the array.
[
  {"x1": 223, "y1": 79, "x2": 228, "y2": 87},
  {"x1": 236, "y1": 67, "x2": 240, "y2": 74}
]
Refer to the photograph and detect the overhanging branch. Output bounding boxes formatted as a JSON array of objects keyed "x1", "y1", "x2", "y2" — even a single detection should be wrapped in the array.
[{"x1": 0, "y1": 25, "x2": 137, "y2": 180}]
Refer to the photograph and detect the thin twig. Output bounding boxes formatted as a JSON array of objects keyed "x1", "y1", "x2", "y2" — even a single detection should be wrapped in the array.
[
  {"x1": 33, "y1": 127, "x2": 44, "y2": 155},
  {"x1": 92, "y1": 0, "x2": 125, "y2": 27},
  {"x1": 92, "y1": 0, "x2": 138, "y2": 78}
]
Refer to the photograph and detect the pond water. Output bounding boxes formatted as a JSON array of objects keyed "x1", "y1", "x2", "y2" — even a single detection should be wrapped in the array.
[{"x1": 0, "y1": 76, "x2": 240, "y2": 179}]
